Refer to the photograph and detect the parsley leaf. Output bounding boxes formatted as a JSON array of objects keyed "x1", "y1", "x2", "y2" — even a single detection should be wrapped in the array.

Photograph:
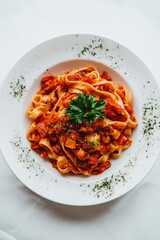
[{"x1": 66, "y1": 93, "x2": 106, "y2": 124}]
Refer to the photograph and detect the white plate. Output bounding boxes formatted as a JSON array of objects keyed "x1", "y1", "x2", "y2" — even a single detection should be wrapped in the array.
[{"x1": 0, "y1": 34, "x2": 160, "y2": 206}]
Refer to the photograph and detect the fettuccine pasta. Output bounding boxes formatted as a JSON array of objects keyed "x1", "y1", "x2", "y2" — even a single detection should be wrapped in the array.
[{"x1": 26, "y1": 66, "x2": 138, "y2": 176}]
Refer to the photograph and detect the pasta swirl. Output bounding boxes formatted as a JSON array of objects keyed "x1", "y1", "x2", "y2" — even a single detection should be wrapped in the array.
[{"x1": 26, "y1": 66, "x2": 138, "y2": 176}]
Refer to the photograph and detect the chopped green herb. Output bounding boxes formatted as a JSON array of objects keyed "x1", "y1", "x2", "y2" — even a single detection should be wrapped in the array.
[
  {"x1": 50, "y1": 123, "x2": 55, "y2": 127},
  {"x1": 66, "y1": 93, "x2": 106, "y2": 124},
  {"x1": 10, "y1": 76, "x2": 26, "y2": 100}
]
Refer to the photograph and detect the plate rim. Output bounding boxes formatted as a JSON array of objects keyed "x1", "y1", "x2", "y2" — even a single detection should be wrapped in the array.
[{"x1": 0, "y1": 33, "x2": 160, "y2": 206}]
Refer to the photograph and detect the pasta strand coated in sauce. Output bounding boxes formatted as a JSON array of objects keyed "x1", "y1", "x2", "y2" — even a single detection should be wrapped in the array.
[{"x1": 26, "y1": 66, "x2": 138, "y2": 176}]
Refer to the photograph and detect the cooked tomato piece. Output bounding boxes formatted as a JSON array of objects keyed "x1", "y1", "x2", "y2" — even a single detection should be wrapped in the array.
[
  {"x1": 79, "y1": 126, "x2": 87, "y2": 132},
  {"x1": 63, "y1": 99, "x2": 71, "y2": 107},
  {"x1": 75, "y1": 148, "x2": 86, "y2": 160},
  {"x1": 101, "y1": 71, "x2": 111, "y2": 81},
  {"x1": 39, "y1": 113, "x2": 47, "y2": 122},
  {"x1": 65, "y1": 137, "x2": 76, "y2": 149},
  {"x1": 40, "y1": 151, "x2": 48, "y2": 158},
  {"x1": 106, "y1": 99, "x2": 127, "y2": 121},
  {"x1": 100, "y1": 143, "x2": 109, "y2": 155},
  {"x1": 41, "y1": 75, "x2": 54, "y2": 83},
  {"x1": 116, "y1": 90, "x2": 125, "y2": 99},
  {"x1": 70, "y1": 131, "x2": 78, "y2": 141},
  {"x1": 82, "y1": 76, "x2": 94, "y2": 84},
  {"x1": 67, "y1": 74, "x2": 81, "y2": 81},
  {"x1": 117, "y1": 135, "x2": 125, "y2": 145},
  {"x1": 31, "y1": 142, "x2": 40, "y2": 150},
  {"x1": 102, "y1": 134, "x2": 110, "y2": 144},
  {"x1": 124, "y1": 104, "x2": 133, "y2": 114},
  {"x1": 52, "y1": 143, "x2": 62, "y2": 154},
  {"x1": 88, "y1": 154, "x2": 99, "y2": 165},
  {"x1": 36, "y1": 122, "x2": 47, "y2": 138},
  {"x1": 51, "y1": 117, "x2": 59, "y2": 124}
]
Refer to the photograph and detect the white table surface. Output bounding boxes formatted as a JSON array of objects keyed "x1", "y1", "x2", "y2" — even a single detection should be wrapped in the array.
[{"x1": 0, "y1": 0, "x2": 160, "y2": 239}]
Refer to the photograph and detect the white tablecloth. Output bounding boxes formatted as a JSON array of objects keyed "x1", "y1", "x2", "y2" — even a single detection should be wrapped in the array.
[{"x1": 0, "y1": 0, "x2": 160, "y2": 239}]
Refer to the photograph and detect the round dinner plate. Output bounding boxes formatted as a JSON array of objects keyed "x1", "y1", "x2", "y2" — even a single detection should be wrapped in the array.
[{"x1": 0, "y1": 34, "x2": 160, "y2": 206}]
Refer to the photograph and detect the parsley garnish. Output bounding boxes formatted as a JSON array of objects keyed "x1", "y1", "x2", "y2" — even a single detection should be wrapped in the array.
[{"x1": 66, "y1": 93, "x2": 106, "y2": 124}]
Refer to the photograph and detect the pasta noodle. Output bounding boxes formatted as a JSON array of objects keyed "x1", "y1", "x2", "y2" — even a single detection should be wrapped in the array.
[{"x1": 26, "y1": 66, "x2": 138, "y2": 176}]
